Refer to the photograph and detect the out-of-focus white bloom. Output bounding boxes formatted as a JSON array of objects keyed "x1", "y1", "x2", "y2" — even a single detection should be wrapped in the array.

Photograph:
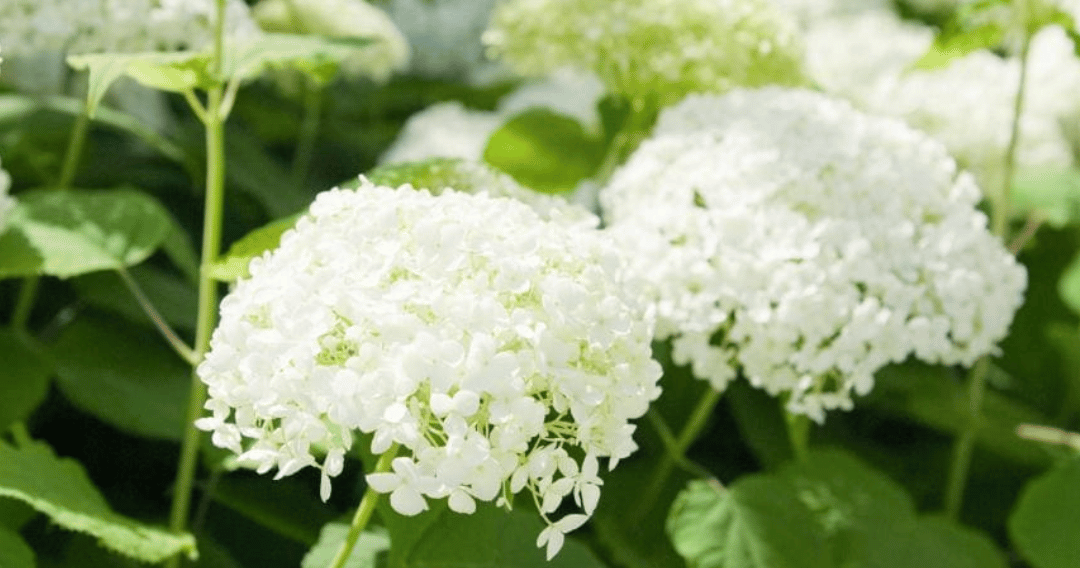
[
  {"x1": 769, "y1": 0, "x2": 890, "y2": 26},
  {"x1": 379, "y1": 101, "x2": 503, "y2": 164},
  {"x1": 602, "y1": 88, "x2": 1026, "y2": 421},
  {"x1": 375, "y1": 0, "x2": 505, "y2": 84},
  {"x1": 0, "y1": 0, "x2": 257, "y2": 56},
  {"x1": 0, "y1": 158, "x2": 13, "y2": 235},
  {"x1": 196, "y1": 179, "x2": 661, "y2": 557},
  {"x1": 485, "y1": 0, "x2": 805, "y2": 107},
  {"x1": 497, "y1": 68, "x2": 606, "y2": 132},
  {"x1": 366, "y1": 158, "x2": 599, "y2": 228},
  {"x1": 252, "y1": 0, "x2": 409, "y2": 82},
  {"x1": 870, "y1": 25, "x2": 1080, "y2": 192}
]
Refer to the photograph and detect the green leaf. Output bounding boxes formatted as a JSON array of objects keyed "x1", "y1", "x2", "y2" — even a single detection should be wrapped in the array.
[
  {"x1": 1009, "y1": 457, "x2": 1080, "y2": 568},
  {"x1": 483, "y1": 109, "x2": 606, "y2": 193},
  {"x1": 1058, "y1": 251, "x2": 1080, "y2": 317},
  {"x1": 667, "y1": 477, "x2": 833, "y2": 568},
  {"x1": 381, "y1": 500, "x2": 605, "y2": 568},
  {"x1": 913, "y1": 22, "x2": 1005, "y2": 70},
  {"x1": 301, "y1": 524, "x2": 388, "y2": 568},
  {"x1": 0, "y1": 330, "x2": 51, "y2": 432},
  {"x1": 161, "y1": 214, "x2": 200, "y2": 283},
  {"x1": 73, "y1": 267, "x2": 198, "y2": 331},
  {"x1": 51, "y1": 316, "x2": 190, "y2": 441},
  {"x1": 211, "y1": 475, "x2": 338, "y2": 546},
  {"x1": 2, "y1": 189, "x2": 173, "y2": 279},
  {"x1": 0, "y1": 438, "x2": 197, "y2": 563},
  {"x1": 208, "y1": 214, "x2": 301, "y2": 282},
  {"x1": 1010, "y1": 167, "x2": 1080, "y2": 229},
  {"x1": 221, "y1": 33, "x2": 373, "y2": 85},
  {"x1": 0, "y1": 526, "x2": 34, "y2": 568},
  {"x1": 67, "y1": 51, "x2": 213, "y2": 116}
]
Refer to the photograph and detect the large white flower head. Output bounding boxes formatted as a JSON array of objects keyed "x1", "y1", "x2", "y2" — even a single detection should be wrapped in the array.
[
  {"x1": 196, "y1": 179, "x2": 661, "y2": 558},
  {"x1": 601, "y1": 87, "x2": 1026, "y2": 421},
  {"x1": 484, "y1": 0, "x2": 805, "y2": 108},
  {"x1": 0, "y1": 0, "x2": 257, "y2": 56},
  {"x1": 252, "y1": 0, "x2": 409, "y2": 83}
]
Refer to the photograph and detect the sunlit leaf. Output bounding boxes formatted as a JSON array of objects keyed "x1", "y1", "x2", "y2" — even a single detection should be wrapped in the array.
[
  {"x1": 302, "y1": 524, "x2": 388, "y2": 568},
  {"x1": 0, "y1": 438, "x2": 197, "y2": 563},
  {"x1": 1010, "y1": 167, "x2": 1080, "y2": 229},
  {"x1": 221, "y1": 33, "x2": 373, "y2": 85},
  {"x1": 209, "y1": 214, "x2": 301, "y2": 282},
  {"x1": 483, "y1": 109, "x2": 606, "y2": 194},
  {"x1": 67, "y1": 51, "x2": 213, "y2": 116}
]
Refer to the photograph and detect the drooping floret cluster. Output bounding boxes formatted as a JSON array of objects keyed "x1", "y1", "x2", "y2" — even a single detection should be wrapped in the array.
[
  {"x1": 484, "y1": 0, "x2": 805, "y2": 107},
  {"x1": 600, "y1": 87, "x2": 1027, "y2": 421},
  {"x1": 0, "y1": 0, "x2": 257, "y2": 56},
  {"x1": 196, "y1": 179, "x2": 661, "y2": 558}
]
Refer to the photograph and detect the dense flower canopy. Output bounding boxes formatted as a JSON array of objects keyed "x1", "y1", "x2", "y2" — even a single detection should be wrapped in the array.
[
  {"x1": 601, "y1": 87, "x2": 1027, "y2": 421},
  {"x1": 196, "y1": 179, "x2": 661, "y2": 558},
  {"x1": 0, "y1": 0, "x2": 257, "y2": 55},
  {"x1": 485, "y1": 0, "x2": 805, "y2": 107}
]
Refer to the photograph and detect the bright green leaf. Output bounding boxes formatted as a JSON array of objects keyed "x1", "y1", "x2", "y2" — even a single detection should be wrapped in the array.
[
  {"x1": 3, "y1": 189, "x2": 173, "y2": 279},
  {"x1": 0, "y1": 526, "x2": 34, "y2": 568},
  {"x1": 52, "y1": 316, "x2": 190, "y2": 441},
  {"x1": 209, "y1": 214, "x2": 301, "y2": 282},
  {"x1": 1009, "y1": 457, "x2": 1080, "y2": 568},
  {"x1": 0, "y1": 330, "x2": 51, "y2": 432},
  {"x1": 667, "y1": 478, "x2": 833, "y2": 568},
  {"x1": 67, "y1": 51, "x2": 213, "y2": 116},
  {"x1": 1058, "y1": 251, "x2": 1080, "y2": 317},
  {"x1": 483, "y1": 109, "x2": 606, "y2": 193},
  {"x1": 1010, "y1": 167, "x2": 1080, "y2": 229},
  {"x1": 221, "y1": 33, "x2": 373, "y2": 85},
  {"x1": 0, "y1": 438, "x2": 197, "y2": 563},
  {"x1": 301, "y1": 524, "x2": 388, "y2": 568},
  {"x1": 913, "y1": 22, "x2": 1005, "y2": 70}
]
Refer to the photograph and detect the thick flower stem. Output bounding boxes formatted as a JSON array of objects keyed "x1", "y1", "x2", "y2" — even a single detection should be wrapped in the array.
[
  {"x1": 328, "y1": 446, "x2": 399, "y2": 568},
  {"x1": 944, "y1": 357, "x2": 990, "y2": 520},
  {"x1": 635, "y1": 388, "x2": 722, "y2": 522},
  {"x1": 784, "y1": 410, "x2": 810, "y2": 462},
  {"x1": 57, "y1": 103, "x2": 91, "y2": 190},
  {"x1": 166, "y1": 3, "x2": 228, "y2": 565}
]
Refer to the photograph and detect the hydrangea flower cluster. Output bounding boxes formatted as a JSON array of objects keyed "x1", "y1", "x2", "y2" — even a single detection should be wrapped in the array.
[
  {"x1": 374, "y1": 0, "x2": 505, "y2": 84},
  {"x1": 600, "y1": 88, "x2": 1027, "y2": 421},
  {"x1": 0, "y1": 0, "x2": 257, "y2": 56},
  {"x1": 251, "y1": 0, "x2": 409, "y2": 83},
  {"x1": 484, "y1": 0, "x2": 805, "y2": 107},
  {"x1": 196, "y1": 179, "x2": 661, "y2": 558}
]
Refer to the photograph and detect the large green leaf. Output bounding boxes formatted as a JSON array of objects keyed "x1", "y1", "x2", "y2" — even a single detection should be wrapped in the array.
[
  {"x1": 667, "y1": 477, "x2": 833, "y2": 568},
  {"x1": 381, "y1": 500, "x2": 604, "y2": 568},
  {"x1": 2, "y1": 189, "x2": 173, "y2": 279},
  {"x1": 483, "y1": 109, "x2": 606, "y2": 194},
  {"x1": 73, "y1": 267, "x2": 198, "y2": 331},
  {"x1": 208, "y1": 214, "x2": 301, "y2": 282},
  {"x1": 0, "y1": 526, "x2": 34, "y2": 568},
  {"x1": 0, "y1": 330, "x2": 51, "y2": 432},
  {"x1": 1058, "y1": 251, "x2": 1080, "y2": 317},
  {"x1": 221, "y1": 33, "x2": 373, "y2": 85},
  {"x1": 1009, "y1": 457, "x2": 1080, "y2": 568},
  {"x1": 67, "y1": 51, "x2": 213, "y2": 116},
  {"x1": 301, "y1": 524, "x2": 388, "y2": 568},
  {"x1": 1011, "y1": 167, "x2": 1080, "y2": 229},
  {"x1": 0, "y1": 438, "x2": 197, "y2": 563},
  {"x1": 211, "y1": 475, "x2": 338, "y2": 546},
  {"x1": 51, "y1": 316, "x2": 190, "y2": 441}
]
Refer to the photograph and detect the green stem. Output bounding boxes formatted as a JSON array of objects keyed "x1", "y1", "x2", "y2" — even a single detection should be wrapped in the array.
[
  {"x1": 944, "y1": 357, "x2": 990, "y2": 520},
  {"x1": 635, "y1": 388, "x2": 722, "y2": 521},
  {"x1": 328, "y1": 446, "x2": 399, "y2": 568},
  {"x1": 784, "y1": 410, "x2": 810, "y2": 462},
  {"x1": 992, "y1": 27, "x2": 1032, "y2": 238},
  {"x1": 8, "y1": 277, "x2": 39, "y2": 331},
  {"x1": 290, "y1": 79, "x2": 323, "y2": 191},
  {"x1": 166, "y1": 4, "x2": 229, "y2": 564},
  {"x1": 57, "y1": 103, "x2": 91, "y2": 189},
  {"x1": 117, "y1": 268, "x2": 197, "y2": 365}
]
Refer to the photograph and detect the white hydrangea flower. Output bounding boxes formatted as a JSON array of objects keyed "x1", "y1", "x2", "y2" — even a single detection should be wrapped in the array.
[
  {"x1": 0, "y1": 0, "x2": 257, "y2": 56},
  {"x1": 197, "y1": 179, "x2": 661, "y2": 558},
  {"x1": 0, "y1": 158, "x2": 13, "y2": 235},
  {"x1": 769, "y1": 0, "x2": 891, "y2": 26},
  {"x1": 366, "y1": 158, "x2": 599, "y2": 228},
  {"x1": 379, "y1": 101, "x2": 503, "y2": 165},
  {"x1": 602, "y1": 88, "x2": 1026, "y2": 421},
  {"x1": 252, "y1": 0, "x2": 409, "y2": 82},
  {"x1": 485, "y1": 0, "x2": 805, "y2": 107},
  {"x1": 375, "y1": 0, "x2": 506, "y2": 84}
]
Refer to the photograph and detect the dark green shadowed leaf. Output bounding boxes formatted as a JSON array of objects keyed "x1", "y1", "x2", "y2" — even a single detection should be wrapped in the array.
[
  {"x1": 73, "y1": 266, "x2": 198, "y2": 331},
  {"x1": 302, "y1": 524, "x2": 388, "y2": 568},
  {"x1": 3, "y1": 188, "x2": 173, "y2": 279},
  {"x1": 51, "y1": 316, "x2": 190, "y2": 441},
  {"x1": 1009, "y1": 457, "x2": 1080, "y2": 568},
  {"x1": 209, "y1": 214, "x2": 301, "y2": 282},
  {"x1": 0, "y1": 526, "x2": 34, "y2": 568},
  {"x1": 0, "y1": 330, "x2": 51, "y2": 432},
  {"x1": 483, "y1": 109, "x2": 606, "y2": 193},
  {"x1": 0, "y1": 438, "x2": 197, "y2": 563},
  {"x1": 667, "y1": 477, "x2": 832, "y2": 568}
]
